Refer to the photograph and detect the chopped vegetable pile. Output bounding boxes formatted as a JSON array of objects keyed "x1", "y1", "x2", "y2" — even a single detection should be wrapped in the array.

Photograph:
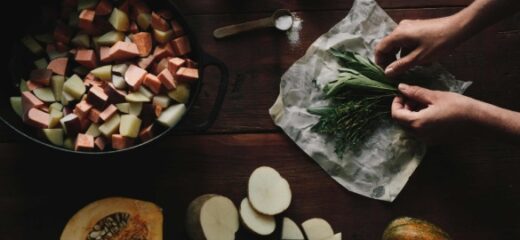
[{"x1": 11, "y1": 0, "x2": 199, "y2": 152}]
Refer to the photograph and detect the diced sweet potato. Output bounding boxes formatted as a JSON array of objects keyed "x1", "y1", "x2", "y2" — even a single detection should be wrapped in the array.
[
  {"x1": 177, "y1": 67, "x2": 199, "y2": 82},
  {"x1": 112, "y1": 134, "x2": 134, "y2": 150},
  {"x1": 151, "y1": 12, "x2": 169, "y2": 31},
  {"x1": 104, "y1": 83, "x2": 127, "y2": 103},
  {"x1": 79, "y1": 9, "x2": 96, "y2": 29},
  {"x1": 54, "y1": 23, "x2": 71, "y2": 44},
  {"x1": 157, "y1": 68, "x2": 176, "y2": 90},
  {"x1": 99, "y1": 46, "x2": 111, "y2": 63},
  {"x1": 21, "y1": 92, "x2": 44, "y2": 115},
  {"x1": 86, "y1": 85, "x2": 109, "y2": 109},
  {"x1": 124, "y1": 64, "x2": 147, "y2": 91},
  {"x1": 75, "y1": 49, "x2": 97, "y2": 69},
  {"x1": 74, "y1": 100, "x2": 93, "y2": 118},
  {"x1": 168, "y1": 57, "x2": 185, "y2": 75},
  {"x1": 132, "y1": 32, "x2": 152, "y2": 57},
  {"x1": 130, "y1": 22, "x2": 139, "y2": 33},
  {"x1": 153, "y1": 44, "x2": 174, "y2": 59},
  {"x1": 186, "y1": 59, "x2": 198, "y2": 68},
  {"x1": 95, "y1": 0, "x2": 113, "y2": 16},
  {"x1": 88, "y1": 108, "x2": 102, "y2": 123},
  {"x1": 153, "y1": 57, "x2": 170, "y2": 75},
  {"x1": 143, "y1": 73, "x2": 161, "y2": 94},
  {"x1": 75, "y1": 133, "x2": 95, "y2": 151},
  {"x1": 171, "y1": 20, "x2": 184, "y2": 37},
  {"x1": 137, "y1": 54, "x2": 155, "y2": 70},
  {"x1": 25, "y1": 108, "x2": 50, "y2": 128},
  {"x1": 94, "y1": 136, "x2": 107, "y2": 150},
  {"x1": 107, "y1": 41, "x2": 140, "y2": 62},
  {"x1": 30, "y1": 69, "x2": 52, "y2": 87},
  {"x1": 83, "y1": 73, "x2": 104, "y2": 87},
  {"x1": 170, "y1": 36, "x2": 191, "y2": 56},
  {"x1": 139, "y1": 124, "x2": 155, "y2": 142},
  {"x1": 26, "y1": 80, "x2": 43, "y2": 91},
  {"x1": 99, "y1": 104, "x2": 118, "y2": 121},
  {"x1": 47, "y1": 57, "x2": 68, "y2": 76},
  {"x1": 78, "y1": 116, "x2": 92, "y2": 132}
]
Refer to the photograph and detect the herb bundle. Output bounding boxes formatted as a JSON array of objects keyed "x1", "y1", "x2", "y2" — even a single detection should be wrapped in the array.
[{"x1": 309, "y1": 49, "x2": 400, "y2": 156}]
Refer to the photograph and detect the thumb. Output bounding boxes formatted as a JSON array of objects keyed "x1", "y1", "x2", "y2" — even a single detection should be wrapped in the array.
[
  {"x1": 384, "y1": 49, "x2": 420, "y2": 77},
  {"x1": 398, "y1": 83, "x2": 435, "y2": 104}
]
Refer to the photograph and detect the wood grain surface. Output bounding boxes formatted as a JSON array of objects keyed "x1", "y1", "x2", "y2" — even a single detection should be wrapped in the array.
[{"x1": 1, "y1": 0, "x2": 519, "y2": 240}]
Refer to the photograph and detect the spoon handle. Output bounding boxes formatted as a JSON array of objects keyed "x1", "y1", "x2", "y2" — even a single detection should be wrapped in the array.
[{"x1": 213, "y1": 17, "x2": 274, "y2": 39}]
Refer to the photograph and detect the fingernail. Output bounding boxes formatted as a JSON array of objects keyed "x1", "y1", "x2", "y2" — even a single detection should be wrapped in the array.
[
  {"x1": 384, "y1": 67, "x2": 394, "y2": 75},
  {"x1": 398, "y1": 83, "x2": 409, "y2": 91}
]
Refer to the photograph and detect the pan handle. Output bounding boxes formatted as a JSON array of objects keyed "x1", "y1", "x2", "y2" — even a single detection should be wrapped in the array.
[{"x1": 178, "y1": 53, "x2": 229, "y2": 132}]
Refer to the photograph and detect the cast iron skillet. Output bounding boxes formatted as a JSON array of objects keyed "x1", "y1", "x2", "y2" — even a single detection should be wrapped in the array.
[{"x1": 0, "y1": 0, "x2": 228, "y2": 154}]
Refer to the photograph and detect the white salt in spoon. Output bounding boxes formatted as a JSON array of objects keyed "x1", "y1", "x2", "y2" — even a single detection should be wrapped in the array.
[{"x1": 213, "y1": 9, "x2": 294, "y2": 39}]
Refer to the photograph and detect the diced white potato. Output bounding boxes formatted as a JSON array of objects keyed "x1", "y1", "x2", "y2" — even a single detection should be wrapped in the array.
[
  {"x1": 126, "y1": 92, "x2": 151, "y2": 102},
  {"x1": 119, "y1": 114, "x2": 142, "y2": 138},
  {"x1": 61, "y1": 90, "x2": 75, "y2": 106},
  {"x1": 10, "y1": 97, "x2": 22, "y2": 117},
  {"x1": 21, "y1": 36, "x2": 44, "y2": 55},
  {"x1": 153, "y1": 95, "x2": 170, "y2": 109},
  {"x1": 49, "y1": 109, "x2": 64, "y2": 128},
  {"x1": 112, "y1": 63, "x2": 129, "y2": 75},
  {"x1": 86, "y1": 123, "x2": 101, "y2": 138},
  {"x1": 63, "y1": 75, "x2": 86, "y2": 100},
  {"x1": 33, "y1": 88, "x2": 56, "y2": 102},
  {"x1": 116, "y1": 103, "x2": 130, "y2": 113},
  {"x1": 63, "y1": 137, "x2": 74, "y2": 149},
  {"x1": 43, "y1": 128, "x2": 64, "y2": 146},
  {"x1": 98, "y1": 114, "x2": 121, "y2": 137},
  {"x1": 51, "y1": 76, "x2": 65, "y2": 102},
  {"x1": 153, "y1": 29, "x2": 173, "y2": 44},
  {"x1": 112, "y1": 75, "x2": 127, "y2": 89},
  {"x1": 71, "y1": 33, "x2": 90, "y2": 48},
  {"x1": 34, "y1": 58, "x2": 48, "y2": 69},
  {"x1": 97, "y1": 31, "x2": 125, "y2": 46},
  {"x1": 91, "y1": 65, "x2": 112, "y2": 81},
  {"x1": 157, "y1": 104, "x2": 186, "y2": 128},
  {"x1": 168, "y1": 84, "x2": 190, "y2": 103},
  {"x1": 137, "y1": 13, "x2": 152, "y2": 30},
  {"x1": 49, "y1": 102, "x2": 64, "y2": 112},
  {"x1": 20, "y1": 79, "x2": 29, "y2": 93},
  {"x1": 129, "y1": 102, "x2": 143, "y2": 116},
  {"x1": 109, "y1": 8, "x2": 129, "y2": 32},
  {"x1": 138, "y1": 86, "x2": 154, "y2": 99}
]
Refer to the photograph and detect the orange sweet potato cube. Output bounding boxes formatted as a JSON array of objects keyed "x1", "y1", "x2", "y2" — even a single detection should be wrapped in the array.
[
  {"x1": 151, "y1": 12, "x2": 169, "y2": 31},
  {"x1": 170, "y1": 36, "x2": 191, "y2": 56},
  {"x1": 157, "y1": 68, "x2": 176, "y2": 90},
  {"x1": 168, "y1": 57, "x2": 185, "y2": 75},
  {"x1": 137, "y1": 54, "x2": 155, "y2": 70},
  {"x1": 30, "y1": 69, "x2": 53, "y2": 86},
  {"x1": 176, "y1": 67, "x2": 199, "y2": 82},
  {"x1": 153, "y1": 44, "x2": 174, "y2": 60},
  {"x1": 47, "y1": 57, "x2": 68, "y2": 75},
  {"x1": 79, "y1": 9, "x2": 96, "y2": 29},
  {"x1": 112, "y1": 134, "x2": 135, "y2": 150},
  {"x1": 75, "y1": 133, "x2": 95, "y2": 151},
  {"x1": 124, "y1": 64, "x2": 147, "y2": 91},
  {"x1": 25, "y1": 108, "x2": 50, "y2": 128},
  {"x1": 132, "y1": 32, "x2": 152, "y2": 57},
  {"x1": 107, "y1": 41, "x2": 140, "y2": 62},
  {"x1": 143, "y1": 73, "x2": 161, "y2": 94},
  {"x1": 75, "y1": 49, "x2": 97, "y2": 69}
]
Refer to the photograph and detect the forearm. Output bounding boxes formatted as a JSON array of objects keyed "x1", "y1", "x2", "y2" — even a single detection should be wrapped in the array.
[
  {"x1": 469, "y1": 100, "x2": 520, "y2": 138},
  {"x1": 453, "y1": 0, "x2": 520, "y2": 40}
]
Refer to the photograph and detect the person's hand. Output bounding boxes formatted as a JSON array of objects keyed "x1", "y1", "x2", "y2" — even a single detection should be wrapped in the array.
[
  {"x1": 375, "y1": 16, "x2": 466, "y2": 77},
  {"x1": 392, "y1": 84, "x2": 478, "y2": 143}
]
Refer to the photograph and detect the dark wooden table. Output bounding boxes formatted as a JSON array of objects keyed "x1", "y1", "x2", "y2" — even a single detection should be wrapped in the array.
[{"x1": 1, "y1": 0, "x2": 520, "y2": 239}]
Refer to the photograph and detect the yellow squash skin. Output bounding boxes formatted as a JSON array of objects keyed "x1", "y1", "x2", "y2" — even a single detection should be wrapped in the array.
[{"x1": 382, "y1": 217, "x2": 451, "y2": 240}]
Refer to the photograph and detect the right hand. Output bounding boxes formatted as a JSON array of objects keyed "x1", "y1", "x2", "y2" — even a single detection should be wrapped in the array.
[{"x1": 375, "y1": 16, "x2": 465, "y2": 77}]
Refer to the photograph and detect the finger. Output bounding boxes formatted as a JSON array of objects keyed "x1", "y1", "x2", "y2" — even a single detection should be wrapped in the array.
[
  {"x1": 375, "y1": 33, "x2": 404, "y2": 68},
  {"x1": 391, "y1": 96, "x2": 418, "y2": 123},
  {"x1": 384, "y1": 48, "x2": 421, "y2": 77},
  {"x1": 398, "y1": 83, "x2": 435, "y2": 104}
]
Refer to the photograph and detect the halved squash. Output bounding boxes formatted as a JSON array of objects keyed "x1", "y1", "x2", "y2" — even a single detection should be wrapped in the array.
[
  {"x1": 60, "y1": 197, "x2": 163, "y2": 240},
  {"x1": 382, "y1": 217, "x2": 451, "y2": 240}
]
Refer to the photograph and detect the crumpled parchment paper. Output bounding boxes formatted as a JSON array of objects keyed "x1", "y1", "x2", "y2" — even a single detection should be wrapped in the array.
[{"x1": 269, "y1": 0, "x2": 472, "y2": 201}]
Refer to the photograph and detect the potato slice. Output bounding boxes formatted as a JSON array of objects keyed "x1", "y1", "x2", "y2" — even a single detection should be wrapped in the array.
[
  {"x1": 282, "y1": 217, "x2": 304, "y2": 240},
  {"x1": 91, "y1": 65, "x2": 112, "y2": 81},
  {"x1": 301, "y1": 218, "x2": 334, "y2": 240},
  {"x1": 112, "y1": 75, "x2": 127, "y2": 89},
  {"x1": 157, "y1": 104, "x2": 185, "y2": 128},
  {"x1": 153, "y1": 29, "x2": 173, "y2": 44},
  {"x1": 33, "y1": 87, "x2": 56, "y2": 102},
  {"x1": 10, "y1": 97, "x2": 23, "y2": 117},
  {"x1": 116, "y1": 102, "x2": 130, "y2": 113},
  {"x1": 167, "y1": 84, "x2": 190, "y2": 103},
  {"x1": 43, "y1": 128, "x2": 64, "y2": 146},
  {"x1": 97, "y1": 31, "x2": 125, "y2": 46},
  {"x1": 63, "y1": 74, "x2": 86, "y2": 100},
  {"x1": 98, "y1": 114, "x2": 121, "y2": 137},
  {"x1": 186, "y1": 194, "x2": 239, "y2": 240},
  {"x1": 109, "y1": 8, "x2": 129, "y2": 32},
  {"x1": 49, "y1": 108, "x2": 64, "y2": 128},
  {"x1": 119, "y1": 114, "x2": 142, "y2": 138},
  {"x1": 323, "y1": 233, "x2": 342, "y2": 240},
  {"x1": 129, "y1": 102, "x2": 142, "y2": 116},
  {"x1": 239, "y1": 198, "x2": 275, "y2": 236},
  {"x1": 137, "y1": 13, "x2": 152, "y2": 30},
  {"x1": 71, "y1": 33, "x2": 90, "y2": 48},
  {"x1": 248, "y1": 166, "x2": 292, "y2": 215},
  {"x1": 126, "y1": 92, "x2": 150, "y2": 102}
]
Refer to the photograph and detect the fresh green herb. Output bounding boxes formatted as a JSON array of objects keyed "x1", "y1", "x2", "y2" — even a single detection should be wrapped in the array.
[{"x1": 309, "y1": 49, "x2": 405, "y2": 156}]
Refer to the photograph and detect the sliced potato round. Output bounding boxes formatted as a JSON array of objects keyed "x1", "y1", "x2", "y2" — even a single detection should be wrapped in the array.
[
  {"x1": 239, "y1": 198, "x2": 275, "y2": 236},
  {"x1": 248, "y1": 166, "x2": 292, "y2": 215},
  {"x1": 282, "y1": 217, "x2": 304, "y2": 240},
  {"x1": 186, "y1": 194, "x2": 239, "y2": 240},
  {"x1": 301, "y1": 218, "x2": 334, "y2": 240}
]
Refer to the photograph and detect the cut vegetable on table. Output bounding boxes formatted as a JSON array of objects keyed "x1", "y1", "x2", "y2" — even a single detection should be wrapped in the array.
[
  {"x1": 301, "y1": 218, "x2": 335, "y2": 240},
  {"x1": 248, "y1": 166, "x2": 292, "y2": 215},
  {"x1": 11, "y1": 0, "x2": 200, "y2": 152},
  {"x1": 239, "y1": 198, "x2": 276, "y2": 236},
  {"x1": 281, "y1": 217, "x2": 305, "y2": 240},
  {"x1": 186, "y1": 194, "x2": 239, "y2": 240}
]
